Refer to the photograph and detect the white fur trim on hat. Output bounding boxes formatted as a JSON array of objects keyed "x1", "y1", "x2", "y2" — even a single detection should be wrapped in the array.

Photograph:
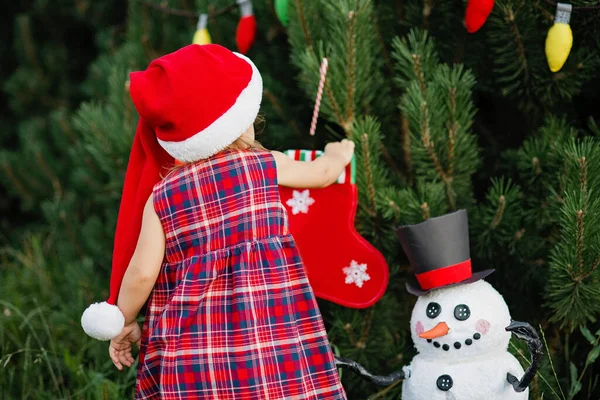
[
  {"x1": 81, "y1": 301, "x2": 125, "y2": 341},
  {"x1": 158, "y1": 52, "x2": 263, "y2": 162}
]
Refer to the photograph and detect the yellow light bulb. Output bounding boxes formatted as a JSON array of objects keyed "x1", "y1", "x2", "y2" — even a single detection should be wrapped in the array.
[
  {"x1": 545, "y1": 3, "x2": 572, "y2": 73},
  {"x1": 193, "y1": 29, "x2": 211, "y2": 45},
  {"x1": 192, "y1": 14, "x2": 211, "y2": 45}
]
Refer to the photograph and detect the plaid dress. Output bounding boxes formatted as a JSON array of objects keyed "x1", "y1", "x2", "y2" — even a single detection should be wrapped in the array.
[{"x1": 135, "y1": 149, "x2": 347, "y2": 399}]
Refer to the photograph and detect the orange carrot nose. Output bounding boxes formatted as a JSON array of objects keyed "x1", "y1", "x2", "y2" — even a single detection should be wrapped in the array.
[{"x1": 419, "y1": 322, "x2": 449, "y2": 339}]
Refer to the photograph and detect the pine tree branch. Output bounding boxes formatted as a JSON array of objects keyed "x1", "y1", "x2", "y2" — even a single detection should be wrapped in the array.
[
  {"x1": 420, "y1": 93, "x2": 458, "y2": 208},
  {"x1": 380, "y1": 144, "x2": 403, "y2": 178},
  {"x1": 18, "y1": 16, "x2": 42, "y2": 73},
  {"x1": 0, "y1": 160, "x2": 33, "y2": 202},
  {"x1": 60, "y1": 210, "x2": 85, "y2": 257},
  {"x1": 34, "y1": 150, "x2": 61, "y2": 195},
  {"x1": 344, "y1": 323, "x2": 359, "y2": 347},
  {"x1": 552, "y1": 62, "x2": 585, "y2": 82},
  {"x1": 294, "y1": 0, "x2": 313, "y2": 47},
  {"x1": 588, "y1": 256, "x2": 600, "y2": 278},
  {"x1": 412, "y1": 55, "x2": 427, "y2": 96},
  {"x1": 357, "y1": 308, "x2": 375, "y2": 349},
  {"x1": 567, "y1": 263, "x2": 576, "y2": 280},
  {"x1": 369, "y1": 379, "x2": 403, "y2": 399},
  {"x1": 504, "y1": 6, "x2": 529, "y2": 81},
  {"x1": 422, "y1": 0, "x2": 432, "y2": 29},
  {"x1": 40, "y1": 96, "x2": 68, "y2": 109},
  {"x1": 533, "y1": 0, "x2": 554, "y2": 21},
  {"x1": 358, "y1": 0, "x2": 369, "y2": 14},
  {"x1": 420, "y1": 201, "x2": 430, "y2": 220},
  {"x1": 401, "y1": 114, "x2": 413, "y2": 184},
  {"x1": 532, "y1": 157, "x2": 541, "y2": 176},
  {"x1": 491, "y1": 195, "x2": 506, "y2": 228},
  {"x1": 447, "y1": 87, "x2": 457, "y2": 177},
  {"x1": 396, "y1": 0, "x2": 405, "y2": 21},
  {"x1": 576, "y1": 209, "x2": 584, "y2": 276},
  {"x1": 419, "y1": 102, "x2": 442, "y2": 178},
  {"x1": 386, "y1": 197, "x2": 402, "y2": 221},
  {"x1": 444, "y1": 183, "x2": 457, "y2": 211},
  {"x1": 325, "y1": 81, "x2": 346, "y2": 132},
  {"x1": 345, "y1": 11, "x2": 357, "y2": 126},
  {"x1": 59, "y1": 120, "x2": 76, "y2": 147},
  {"x1": 20, "y1": 167, "x2": 46, "y2": 192},
  {"x1": 579, "y1": 156, "x2": 588, "y2": 205},
  {"x1": 371, "y1": 4, "x2": 395, "y2": 76},
  {"x1": 558, "y1": 158, "x2": 570, "y2": 202},
  {"x1": 361, "y1": 133, "x2": 378, "y2": 216}
]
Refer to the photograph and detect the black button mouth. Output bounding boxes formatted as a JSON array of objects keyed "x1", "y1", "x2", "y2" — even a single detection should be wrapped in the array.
[{"x1": 426, "y1": 331, "x2": 482, "y2": 350}]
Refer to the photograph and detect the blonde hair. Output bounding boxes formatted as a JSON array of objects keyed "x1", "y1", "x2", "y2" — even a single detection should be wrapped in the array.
[{"x1": 162, "y1": 114, "x2": 268, "y2": 177}]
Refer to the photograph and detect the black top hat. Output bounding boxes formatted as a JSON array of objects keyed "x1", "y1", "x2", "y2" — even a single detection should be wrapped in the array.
[{"x1": 396, "y1": 209, "x2": 494, "y2": 296}]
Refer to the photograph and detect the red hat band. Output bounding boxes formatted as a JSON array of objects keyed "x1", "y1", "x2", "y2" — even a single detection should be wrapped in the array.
[{"x1": 415, "y1": 259, "x2": 472, "y2": 291}]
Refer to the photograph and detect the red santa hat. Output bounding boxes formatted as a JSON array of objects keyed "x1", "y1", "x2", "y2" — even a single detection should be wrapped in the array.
[{"x1": 81, "y1": 44, "x2": 263, "y2": 340}]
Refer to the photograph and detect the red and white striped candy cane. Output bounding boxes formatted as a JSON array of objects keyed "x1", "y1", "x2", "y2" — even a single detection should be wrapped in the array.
[{"x1": 309, "y1": 57, "x2": 329, "y2": 136}]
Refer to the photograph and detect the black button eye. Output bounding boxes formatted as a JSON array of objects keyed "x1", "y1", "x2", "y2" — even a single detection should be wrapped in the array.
[
  {"x1": 454, "y1": 304, "x2": 470, "y2": 321},
  {"x1": 426, "y1": 302, "x2": 441, "y2": 319}
]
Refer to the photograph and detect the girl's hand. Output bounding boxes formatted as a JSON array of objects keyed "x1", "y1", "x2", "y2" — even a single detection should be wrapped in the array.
[
  {"x1": 324, "y1": 139, "x2": 355, "y2": 166},
  {"x1": 273, "y1": 139, "x2": 355, "y2": 188},
  {"x1": 109, "y1": 321, "x2": 142, "y2": 370}
]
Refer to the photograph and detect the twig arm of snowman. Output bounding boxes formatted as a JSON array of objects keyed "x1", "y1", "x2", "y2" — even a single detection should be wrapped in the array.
[
  {"x1": 505, "y1": 320, "x2": 544, "y2": 392},
  {"x1": 334, "y1": 355, "x2": 407, "y2": 386}
]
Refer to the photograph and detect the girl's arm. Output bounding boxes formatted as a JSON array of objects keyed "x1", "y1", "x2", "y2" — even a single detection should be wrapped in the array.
[
  {"x1": 116, "y1": 195, "x2": 165, "y2": 325},
  {"x1": 273, "y1": 139, "x2": 355, "y2": 188}
]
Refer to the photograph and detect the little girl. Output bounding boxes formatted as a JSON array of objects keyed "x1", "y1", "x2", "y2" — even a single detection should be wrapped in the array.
[{"x1": 81, "y1": 44, "x2": 353, "y2": 399}]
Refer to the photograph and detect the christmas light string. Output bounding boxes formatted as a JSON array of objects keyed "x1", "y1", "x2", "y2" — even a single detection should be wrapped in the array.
[
  {"x1": 137, "y1": 1, "x2": 589, "y2": 84},
  {"x1": 138, "y1": 0, "x2": 257, "y2": 53},
  {"x1": 138, "y1": 0, "x2": 600, "y2": 21},
  {"x1": 138, "y1": 0, "x2": 237, "y2": 18},
  {"x1": 543, "y1": 0, "x2": 600, "y2": 10}
]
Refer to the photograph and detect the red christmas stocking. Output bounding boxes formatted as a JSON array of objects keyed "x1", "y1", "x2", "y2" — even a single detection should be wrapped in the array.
[{"x1": 279, "y1": 150, "x2": 389, "y2": 308}]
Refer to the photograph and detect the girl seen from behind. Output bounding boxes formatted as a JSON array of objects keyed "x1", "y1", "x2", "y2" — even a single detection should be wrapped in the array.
[{"x1": 81, "y1": 44, "x2": 353, "y2": 399}]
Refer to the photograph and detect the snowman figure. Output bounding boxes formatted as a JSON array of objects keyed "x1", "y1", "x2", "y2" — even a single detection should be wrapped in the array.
[{"x1": 335, "y1": 210, "x2": 543, "y2": 399}]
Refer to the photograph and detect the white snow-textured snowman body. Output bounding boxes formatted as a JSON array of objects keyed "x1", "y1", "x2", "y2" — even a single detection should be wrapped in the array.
[{"x1": 401, "y1": 280, "x2": 527, "y2": 400}]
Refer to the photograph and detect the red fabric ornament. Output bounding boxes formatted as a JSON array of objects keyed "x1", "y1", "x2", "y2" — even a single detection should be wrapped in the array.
[
  {"x1": 465, "y1": 0, "x2": 495, "y2": 33},
  {"x1": 236, "y1": 15, "x2": 257, "y2": 54},
  {"x1": 236, "y1": 0, "x2": 257, "y2": 54},
  {"x1": 279, "y1": 150, "x2": 389, "y2": 309}
]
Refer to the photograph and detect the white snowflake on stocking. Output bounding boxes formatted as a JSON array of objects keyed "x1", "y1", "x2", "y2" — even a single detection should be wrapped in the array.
[
  {"x1": 343, "y1": 260, "x2": 370, "y2": 288},
  {"x1": 286, "y1": 189, "x2": 315, "y2": 215}
]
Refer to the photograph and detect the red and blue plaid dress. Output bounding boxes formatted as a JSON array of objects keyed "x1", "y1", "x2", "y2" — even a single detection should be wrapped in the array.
[{"x1": 135, "y1": 149, "x2": 347, "y2": 399}]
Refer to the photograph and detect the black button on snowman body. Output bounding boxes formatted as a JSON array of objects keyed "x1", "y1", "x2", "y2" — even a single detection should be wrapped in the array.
[{"x1": 436, "y1": 374, "x2": 453, "y2": 391}]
